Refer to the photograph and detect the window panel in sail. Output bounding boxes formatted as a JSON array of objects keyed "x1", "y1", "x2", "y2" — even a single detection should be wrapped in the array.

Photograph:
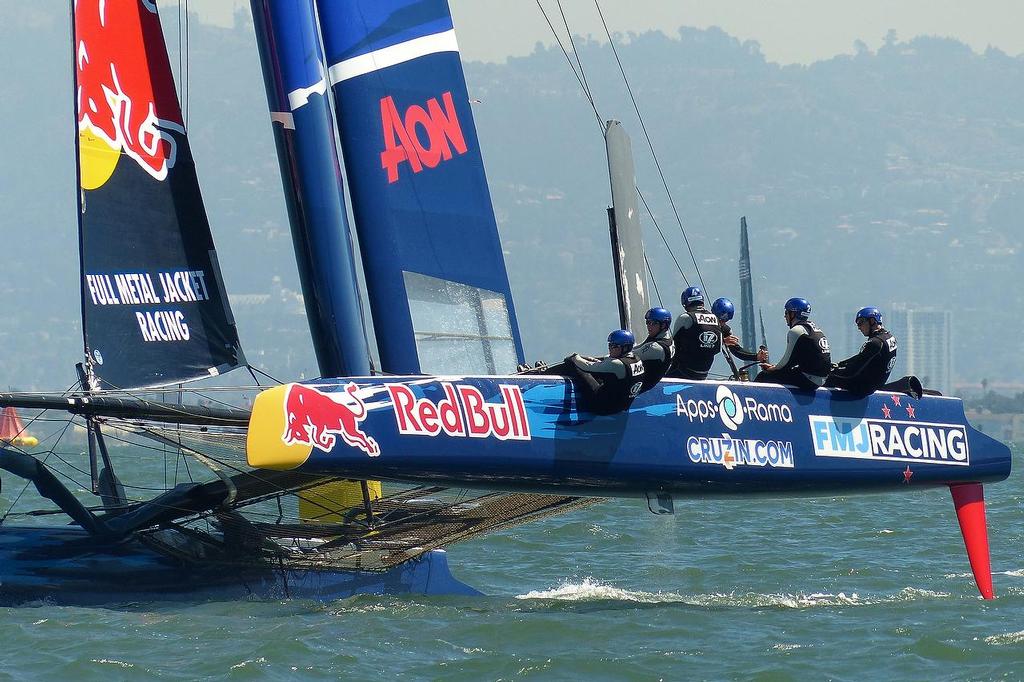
[{"x1": 404, "y1": 272, "x2": 517, "y2": 375}]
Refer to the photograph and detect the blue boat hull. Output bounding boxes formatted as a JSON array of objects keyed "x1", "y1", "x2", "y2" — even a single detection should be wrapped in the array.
[
  {"x1": 0, "y1": 526, "x2": 479, "y2": 605},
  {"x1": 249, "y1": 377, "x2": 1012, "y2": 496}
]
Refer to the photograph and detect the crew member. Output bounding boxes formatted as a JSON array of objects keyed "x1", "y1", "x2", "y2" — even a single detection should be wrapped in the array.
[
  {"x1": 564, "y1": 329, "x2": 645, "y2": 414},
  {"x1": 711, "y1": 297, "x2": 767, "y2": 364},
  {"x1": 756, "y1": 297, "x2": 831, "y2": 390},
  {"x1": 825, "y1": 306, "x2": 898, "y2": 396},
  {"x1": 666, "y1": 286, "x2": 721, "y2": 380},
  {"x1": 634, "y1": 307, "x2": 675, "y2": 391}
]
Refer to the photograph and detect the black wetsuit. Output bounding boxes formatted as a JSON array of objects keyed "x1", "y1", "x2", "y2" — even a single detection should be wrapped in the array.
[
  {"x1": 634, "y1": 329, "x2": 674, "y2": 392},
  {"x1": 667, "y1": 307, "x2": 721, "y2": 380},
  {"x1": 826, "y1": 327, "x2": 897, "y2": 396},
  {"x1": 720, "y1": 322, "x2": 759, "y2": 362},
  {"x1": 756, "y1": 320, "x2": 831, "y2": 390},
  {"x1": 565, "y1": 353, "x2": 645, "y2": 414}
]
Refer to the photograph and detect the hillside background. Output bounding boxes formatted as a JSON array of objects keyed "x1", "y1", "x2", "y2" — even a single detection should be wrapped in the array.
[{"x1": 0, "y1": 7, "x2": 1021, "y2": 392}]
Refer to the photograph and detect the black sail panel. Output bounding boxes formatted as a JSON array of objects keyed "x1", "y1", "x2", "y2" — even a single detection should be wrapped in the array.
[{"x1": 75, "y1": 0, "x2": 243, "y2": 389}]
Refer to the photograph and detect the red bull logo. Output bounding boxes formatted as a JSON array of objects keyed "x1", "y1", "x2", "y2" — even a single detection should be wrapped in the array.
[
  {"x1": 388, "y1": 383, "x2": 531, "y2": 441},
  {"x1": 76, "y1": 0, "x2": 184, "y2": 186},
  {"x1": 282, "y1": 383, "x2": 380, "y2": 457},
  {"x1": 380, "y1": 91, "x2": 468, "y2": 183}
]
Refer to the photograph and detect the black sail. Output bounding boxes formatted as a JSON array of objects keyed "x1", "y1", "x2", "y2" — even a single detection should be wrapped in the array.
[{"x1": 74, "y1": 0, "x2": 243, "y2": 389}]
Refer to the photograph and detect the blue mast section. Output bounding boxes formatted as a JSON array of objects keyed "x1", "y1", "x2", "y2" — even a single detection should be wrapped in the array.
[
  {"x1": 314, "y1": 0, "x2": 525, "y2": 375},
  {"x1": 249, "y1": 0, "x2": 370, "y2": 377}
]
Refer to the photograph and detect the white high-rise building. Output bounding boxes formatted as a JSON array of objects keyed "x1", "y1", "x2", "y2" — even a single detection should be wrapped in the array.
[{"x1": 886, "y1": 306, "x2": 953, "y2": 396}]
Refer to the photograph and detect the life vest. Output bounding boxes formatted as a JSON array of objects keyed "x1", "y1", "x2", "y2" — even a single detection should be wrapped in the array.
[
  {"x1": 635, "y1": 333, "x2": 674, "y2": 392},
  {"x1": 669, "y1": 308, "x2": 721, "y2": 380},
  {"x1": 839, "y1": 327, "x2": 898, "y2": 394},
  {"x1": 788, "y1": 321, "x2": 831, "y2": 379},
  {"x1": 873, "y1": 328, "x2": 898, "y2": 385},
  {"x1": 584, "y1": 354, "x2": 645, "y2": 414}
]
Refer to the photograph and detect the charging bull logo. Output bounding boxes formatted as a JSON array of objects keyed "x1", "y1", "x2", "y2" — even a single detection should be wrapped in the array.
[
  {"x1": 282, "y1": 383, "x2": 380, "y2": 457},
  {"x1": 76, "y1": 0, "x2": 185, "y2": 187}
]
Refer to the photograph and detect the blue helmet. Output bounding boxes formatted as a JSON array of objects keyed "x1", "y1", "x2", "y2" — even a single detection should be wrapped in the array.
[
  {"x1": 607, "y1": 329, "x2": 635, "y2": 352},
  {"x1": 784, "y1": 297, "x2": 811, "y2": 320},
  {"x1": 855, "y1": 306, "x2": 882, "y2": 325},
  {"x1": 681, "y1": 286, "x2": 704, "y2": 307},
  {"x1": 644, "y1": 307, "x2": 672, "y2": 325},
  {"x1": 711, "y1": 297, "x2": 735, "y2": 322}
]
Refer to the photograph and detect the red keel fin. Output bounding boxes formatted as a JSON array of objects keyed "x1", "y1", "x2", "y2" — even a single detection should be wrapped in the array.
[{"x1": 949, "y1": 483, "x2": 994, "y2": 600}]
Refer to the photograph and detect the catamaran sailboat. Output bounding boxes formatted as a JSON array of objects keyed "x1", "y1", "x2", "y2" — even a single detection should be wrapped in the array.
[{"x1": 0, "y1": 0, "x2": 1010, "y2": 604}]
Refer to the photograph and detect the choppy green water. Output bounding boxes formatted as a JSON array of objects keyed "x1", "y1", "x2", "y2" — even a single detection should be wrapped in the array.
[{"x1": 2, "y1": 456, "x2": 1024, "y2": 680}]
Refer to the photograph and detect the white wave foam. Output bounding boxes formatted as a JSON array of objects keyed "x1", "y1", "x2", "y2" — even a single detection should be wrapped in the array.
[
  {"x1": 893, "y1": 587, "x2": 950, "y2": 600},
  {"x1": 230, "y1": 657, "x2": 266, "y2": 671},
  {"x1": 689, "y1": 591, "x2": 864, "y2": 608},
  {"x1": 516, "y1": 580, "x2": 948, "y2": 608},
  {"x1": 92, "y1": 659, "x2": 135, "y2": 669},
  {"x1": 1000, "y1": 569, "x2": 1024, "y2": 577},
  {"x1": 438, "y1": 639, "x2": 488, "y2": 655},
  {"x1": 517, "y1": 577, "x2": 663, "y2": 602},
  {"x1": 772, "y1": 643, "x2": 804, "y2": 651},
  {"x1": 984, "y1": 630, "x2": 1024, "y2": 645}
]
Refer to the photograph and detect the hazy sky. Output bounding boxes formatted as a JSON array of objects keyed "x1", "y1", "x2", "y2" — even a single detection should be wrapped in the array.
[{"x1": 203, "y1": 0, "x2": 1024, "y2": 64}]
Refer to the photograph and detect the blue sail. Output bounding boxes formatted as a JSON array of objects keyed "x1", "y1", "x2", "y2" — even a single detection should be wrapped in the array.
[{"x1": 315, "y1": 0, "x2": 524, "y2": 375}]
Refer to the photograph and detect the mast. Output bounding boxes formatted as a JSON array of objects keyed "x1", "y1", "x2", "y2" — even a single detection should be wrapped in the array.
[
  {"x1": 739, "y1": 217, "x2": 757, "y2": 353},
  {"x1": 249, "y1": 0, "x2": 371, "y2": 378},
  {"x1": 605, "y1": 120, "x2": 648, "y2": 335}
]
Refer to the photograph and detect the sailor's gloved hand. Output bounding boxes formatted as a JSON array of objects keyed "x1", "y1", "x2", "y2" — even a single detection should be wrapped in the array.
[
  {"x1": 724, "y1": 335, "x2": 740, "y2": 346},
  {"x1": 757, "y1": 348, "x2": 769, "y2": 363}
]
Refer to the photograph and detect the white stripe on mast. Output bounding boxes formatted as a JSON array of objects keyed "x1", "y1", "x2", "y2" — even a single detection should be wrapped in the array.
[
  {"x1": 327, "y1": 29, "x2": 459, "y2": 84},
  {"x1": 287, "y1": 78, "x2": 328, "y2": 111}
]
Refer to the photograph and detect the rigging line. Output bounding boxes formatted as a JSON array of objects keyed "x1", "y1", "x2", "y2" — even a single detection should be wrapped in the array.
[
  {"x1": 65, "y1": 377, "x2": 247, "y2": 425},
  {"x1": 247, "y1": 365, "x2": 283, "y2": 386},
  {"x1": 28, "y1": 449, "x2": 105, "y2": 496},
  {"x1": 556, "y1": 0, "x2": 597, "y2": 116},
  {"x1": 593, "y1": 0, "x2": 708, "y2": 295},
  {"x1": 246, "y1": 365, "x2": 265, "y2": 388},
  {"x1": 534, "y1": 0, "x2": 604, "y2": 132},
  {"x1": 637, "y1": 187, "x2": 689, "y2": 285},
  {"x1": 144, "y1": 428, "x2": 236, "y2": 503},
  {"x1": 184, "y1": 0, "x2": 190, "y2": 127},
  {"x1": 0, "y1": 418, "x2": 75, "y2": 523},
  {"x1": 130, "y1": 425, "x2": 333, "y2": 499},
  {"x1": 177, "y1": 0, "x2": 184, "y2": 123},
  {"x1": 176, "y1": 387, "x2": 251, "y2": 412},
  {"x1": 643, "y1": 252, "x2": 662, "y2": 307}
]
